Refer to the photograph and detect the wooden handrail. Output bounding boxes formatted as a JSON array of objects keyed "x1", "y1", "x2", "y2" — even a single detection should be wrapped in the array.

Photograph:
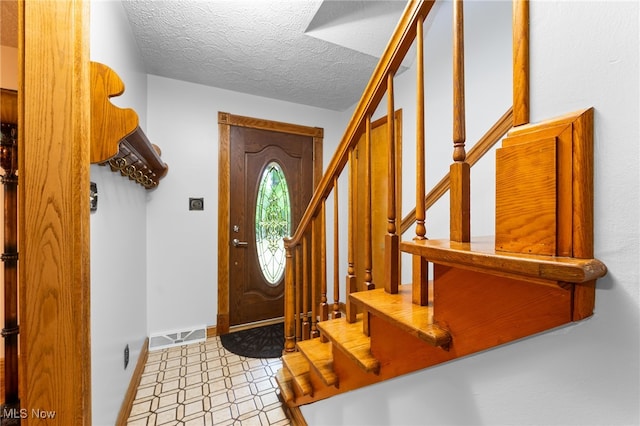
[
  {"x1": 285, "y1": 0, "x2": 436, "y2": 249},
  {"x1": 400, "y1": 107, "x2": 514, "y2": 235}
]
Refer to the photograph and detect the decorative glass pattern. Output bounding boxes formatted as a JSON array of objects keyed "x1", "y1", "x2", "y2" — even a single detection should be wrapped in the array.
[{"x1": 255, "y1": 162, "x2": 291, "y2": 285}]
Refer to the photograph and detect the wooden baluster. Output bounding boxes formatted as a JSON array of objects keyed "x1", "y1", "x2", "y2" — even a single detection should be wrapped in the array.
[
  {"x1": 319, "y1": 202, "x2": 329, "y2": 323},
  {"x1": 302, "y1": 233, "x2": 310, "y2": 340},
  {"x1": 364, "y1": 116, "x2": 374, "y2": 291},
  {"x1": 385, "y1": 73, "x2": 399, "y2": 294},
  {"x1": 450, "y1": 0, "x2": 471, "y2": 243},
  {"x1": 333, "y1": 177, "x2": 341, "y2": 319},
  {"x1": 311, "y1": 216, "x2": 320, "y2": 338},
  {"x1": 413, "y1": 16, "x2": 429, "y2": 306},
  {"x1": 346, "y1": 148, "x2": 358, "y2": 323},
  {"x1": 284, "y1": 241, "x2": 296, "y2": 352},
  {"x1": 363, "y1": 116, "x2": 374, "y2": 337},
  {"x1": 295, "y1": 244, "x2": 302, "y2": 342},
  {"x1": 513, "y1": 0, "x2": 530, "y2": 126},
  {"x1": 311, "y1": 210, "x2": 329, "y2": 338}
]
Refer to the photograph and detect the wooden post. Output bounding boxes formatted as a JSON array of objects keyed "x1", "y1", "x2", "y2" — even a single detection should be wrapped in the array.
[
  {"x1": 311, "y1": 216, "x2": 320, "y2": 338},
  {"x1": 513, "y1": 0, "x2": 530, "y2": 126},
  {"x1": 1, "y1": 123, "x2": 20, "y2": 416},
  {"x1": 302, "y1": 234, "x2": 310, "y2": 340},
  {"x1": 20, "y1": 1, "x2": 92, "y2": 422},
  {"x1": 346, "y1": 148, "x2": 358, "y2": 323},
  {"x1": 332, "y1": 178, "x2": 341, "y2": 319},
  {"x1": 385, "y1": 73, "x2": 399, "y2": 294},
  {"x1": 451, "y1": 0, "x2": 471, "y2": 243},
  {"x1": 295, "y1": 245, "x2": 302, "y2": 342},
  {"x1": 364, "y1": 116, "x2": 374, "y2": 291},
  {"x1": 319, "y1": 202, "x2": 329, "y2": 322},
  {"x1": 413, "y1": 16, "x2": 429, "y2": 306},
  {"x1": 284, "y1": 242, "x2": 296, "y2": 352}
]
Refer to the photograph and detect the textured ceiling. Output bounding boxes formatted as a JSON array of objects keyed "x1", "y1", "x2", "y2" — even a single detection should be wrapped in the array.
[
  {"x1": 121, "y1": 0, "x2": 407, "y2": 111},
  {"x1": 1, "y1": 1, "x2": 407, "y2": 111}
]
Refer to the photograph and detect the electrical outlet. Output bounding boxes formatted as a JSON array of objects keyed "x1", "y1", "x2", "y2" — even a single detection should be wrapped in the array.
[{"x1": 124, "y1": 344, "x2": 130, "y2": 370}]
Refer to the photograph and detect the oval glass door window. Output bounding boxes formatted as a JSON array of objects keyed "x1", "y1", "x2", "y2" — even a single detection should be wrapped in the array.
[{"x1": 255, "y1": 162, "x2": 291, "y2": 285}]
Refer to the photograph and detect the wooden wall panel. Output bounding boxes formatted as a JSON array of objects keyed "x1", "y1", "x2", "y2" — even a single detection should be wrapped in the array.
[{"x1": 496, "y1": 138, "x2": 557, "y2": 255}]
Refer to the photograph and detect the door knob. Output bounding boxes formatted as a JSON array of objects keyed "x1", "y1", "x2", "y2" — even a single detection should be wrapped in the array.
[{"x1": 232, "y1": 238, "x2": 248, "y2": 247}]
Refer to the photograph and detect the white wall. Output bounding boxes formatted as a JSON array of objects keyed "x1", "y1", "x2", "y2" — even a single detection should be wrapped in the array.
[
  {"x1": 89, "y1": 1, "x2": 149, "y2": 424},
  {"x1": 145, "y1": 76, "x2": 347, "y2": 334},
  {"x1": 301, "y1": 1, "x2": 639, "y2": 425},
  {"x1": 391, "y1": 0, "x2": 512, "y2": 281}
]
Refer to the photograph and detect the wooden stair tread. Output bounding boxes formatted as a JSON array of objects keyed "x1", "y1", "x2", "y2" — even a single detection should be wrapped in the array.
[
  {"x1": 350, "y1": 285, "x2": 451, "y2": 347},
  {"x1": 400, "y1": 236, "x2": 607, "y2": 283},
  {"x1": 317, "y1": 317, "x2": 380, "y2": 374},
  {"x1": 282, "y1": 352, "x2": 313, "y2": 396},
  {"x1": 275, "y1": 368, "x2": 294, "y2": 403},
  {"x1": 297, "y1": 338, "x2": 338, "y2": 387}
]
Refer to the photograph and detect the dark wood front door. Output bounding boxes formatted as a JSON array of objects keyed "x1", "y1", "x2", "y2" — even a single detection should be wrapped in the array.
[{"x1": 228, "y1": 125, "x2": 314, "y2": 326}]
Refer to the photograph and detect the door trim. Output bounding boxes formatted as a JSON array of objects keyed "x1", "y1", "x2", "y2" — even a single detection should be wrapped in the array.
[{"x1": 217, "y1": 112, "x2": 323, "y2": 334}]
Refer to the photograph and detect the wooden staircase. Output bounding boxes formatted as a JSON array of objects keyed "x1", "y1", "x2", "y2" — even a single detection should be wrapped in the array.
[
  {"x1": 276, "y1": 0, "x2": 607, "y2": 409},
  {"x1": 279, "y1": 236, "x2": 605, "y2": 407}
]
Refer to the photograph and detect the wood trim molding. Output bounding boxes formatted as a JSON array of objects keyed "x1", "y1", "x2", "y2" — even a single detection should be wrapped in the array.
[
  {"x1": 207, "y1": 325, "x2": 218, "y2": 338},
  {"x1": 116, "y1": 338, "x2": 150, "y2": 426},
  {"x1": 217, "y1": 112, "x2": 232, "y2": 335},
  {"x1": 218, "y1": 112, "x2": 323, "y2": 139},
  {"x1": 217, "y1": 112, "x2": 323, "y2": 334},
  {"x1": 19, "y1": 0, "x2": 92, "y2": 423},
  {"x1": 284, "y1": 405, "x2": 308, "y2": 426}
]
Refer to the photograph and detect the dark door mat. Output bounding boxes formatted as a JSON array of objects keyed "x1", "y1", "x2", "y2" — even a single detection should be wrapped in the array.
[{"x1": 220, "y1": 322, "x2": 284, "y2": 359}]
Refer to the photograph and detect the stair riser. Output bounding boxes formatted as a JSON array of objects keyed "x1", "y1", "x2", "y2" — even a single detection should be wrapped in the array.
[
  {"x1": 433, "y1": 264, "x2": 573, "y2": 356},
  {"x1": 370, "y1": 315, "x2": 455, "y2": 374}
]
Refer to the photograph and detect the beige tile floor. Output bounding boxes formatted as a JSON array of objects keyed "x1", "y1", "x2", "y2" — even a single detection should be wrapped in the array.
[{"x1": 127, "y1": 336, "x2": 291, "y2": 426}]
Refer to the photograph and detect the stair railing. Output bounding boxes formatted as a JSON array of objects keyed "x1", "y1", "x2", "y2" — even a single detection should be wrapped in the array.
[
  {"x1": 284, "y1": 0, "x2": 523, "y2": 352},
  {"x1": 283, "y1": 0, "x2": 436, "y2": 352}
]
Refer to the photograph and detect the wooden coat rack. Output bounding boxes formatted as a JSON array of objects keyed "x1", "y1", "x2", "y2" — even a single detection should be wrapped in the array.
[{"x1": 90, "y1": 62, "x2": 168, "y2": 188}]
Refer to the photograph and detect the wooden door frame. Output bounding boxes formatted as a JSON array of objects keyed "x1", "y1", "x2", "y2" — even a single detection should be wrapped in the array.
[
  {"x1": 217, "y1": 112, "x2": 323, "y2": 334},
  {"x1": 18, "y1": 0, "x2": 92, "y2": 423}
]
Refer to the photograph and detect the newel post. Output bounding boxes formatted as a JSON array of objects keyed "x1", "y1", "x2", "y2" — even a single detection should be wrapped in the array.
[{"x1": 283, "y1": 239, "x2": 296, "y2": 353}]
